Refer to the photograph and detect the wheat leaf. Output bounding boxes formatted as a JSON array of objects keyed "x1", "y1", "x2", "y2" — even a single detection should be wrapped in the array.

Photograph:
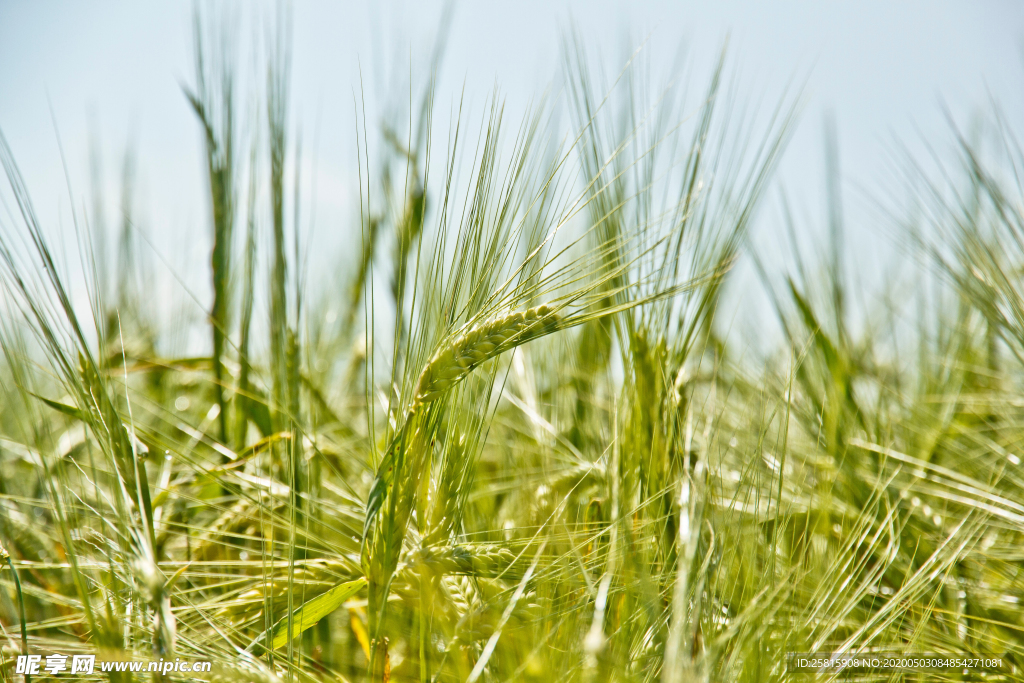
[
  {"x1": 29, "y1": 392, "x2": 87, "y2": 422},
  {"x1": 269, "y1": 577, "x2": 366, "y2": 650}
]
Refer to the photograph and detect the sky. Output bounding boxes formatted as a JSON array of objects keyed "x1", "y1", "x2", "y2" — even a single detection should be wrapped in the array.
[{"x1": 0, "y1": 1, "x2": 1022, "y2": 347}]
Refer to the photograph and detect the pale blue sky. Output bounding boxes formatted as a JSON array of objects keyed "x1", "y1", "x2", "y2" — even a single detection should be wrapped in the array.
[{"x1": 1, "y1": 1, "x2": 1022, "y2": 344}]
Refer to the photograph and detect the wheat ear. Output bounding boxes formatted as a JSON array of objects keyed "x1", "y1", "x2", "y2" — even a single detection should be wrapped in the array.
[
  {"x1": 362, "y1": 304, "x2": 559, "y2": 553},
  {"x1": 412, "y1": 304, "x2": 559, "y2": 407}
]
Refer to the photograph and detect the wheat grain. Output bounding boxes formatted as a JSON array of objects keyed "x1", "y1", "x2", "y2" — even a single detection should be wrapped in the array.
[
  {"x1": 411, "y1": 543, "x2": 519, "y2": 578},
  {"x1": 412, "y1": 304, "x2": 559, "y2": 407}
]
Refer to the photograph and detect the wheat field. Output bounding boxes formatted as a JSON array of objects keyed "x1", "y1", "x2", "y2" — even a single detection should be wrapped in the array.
[{"x1": 0, "y1": 8, "x2": 1022, "y2": 683}]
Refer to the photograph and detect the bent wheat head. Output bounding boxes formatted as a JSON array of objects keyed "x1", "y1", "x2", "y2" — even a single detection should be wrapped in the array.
[{"x1": 412, "y1": 304, "x2": 559, "y2": 407}]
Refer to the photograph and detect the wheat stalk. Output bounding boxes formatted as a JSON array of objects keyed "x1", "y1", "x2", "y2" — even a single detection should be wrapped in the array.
[{"x1": 361, "y1": 303, "x2": 561, "y2": 560}]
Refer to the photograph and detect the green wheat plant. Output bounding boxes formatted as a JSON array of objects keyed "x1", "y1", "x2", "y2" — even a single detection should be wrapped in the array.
[{"x1": 0, "y1": 9, "x2": 1022, "y2": 683}]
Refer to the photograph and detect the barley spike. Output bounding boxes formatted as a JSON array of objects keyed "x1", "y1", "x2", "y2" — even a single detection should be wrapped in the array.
[{"x1": 412, "y1": 304, "x2": 559, "y2": 408}]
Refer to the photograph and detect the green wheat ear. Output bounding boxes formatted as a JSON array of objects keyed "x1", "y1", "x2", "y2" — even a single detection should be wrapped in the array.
[
  {"x1": 361, "y1": 303, "x2": 561, "y2": 543},
  {"x1": 412, "y1": 304, "x2": 560, "y2": 407}
]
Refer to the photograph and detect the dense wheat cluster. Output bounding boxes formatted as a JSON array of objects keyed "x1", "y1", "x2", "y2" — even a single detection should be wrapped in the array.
[{"x1": 0, "y1": 9, "x2": 1023, "y2": 683}]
